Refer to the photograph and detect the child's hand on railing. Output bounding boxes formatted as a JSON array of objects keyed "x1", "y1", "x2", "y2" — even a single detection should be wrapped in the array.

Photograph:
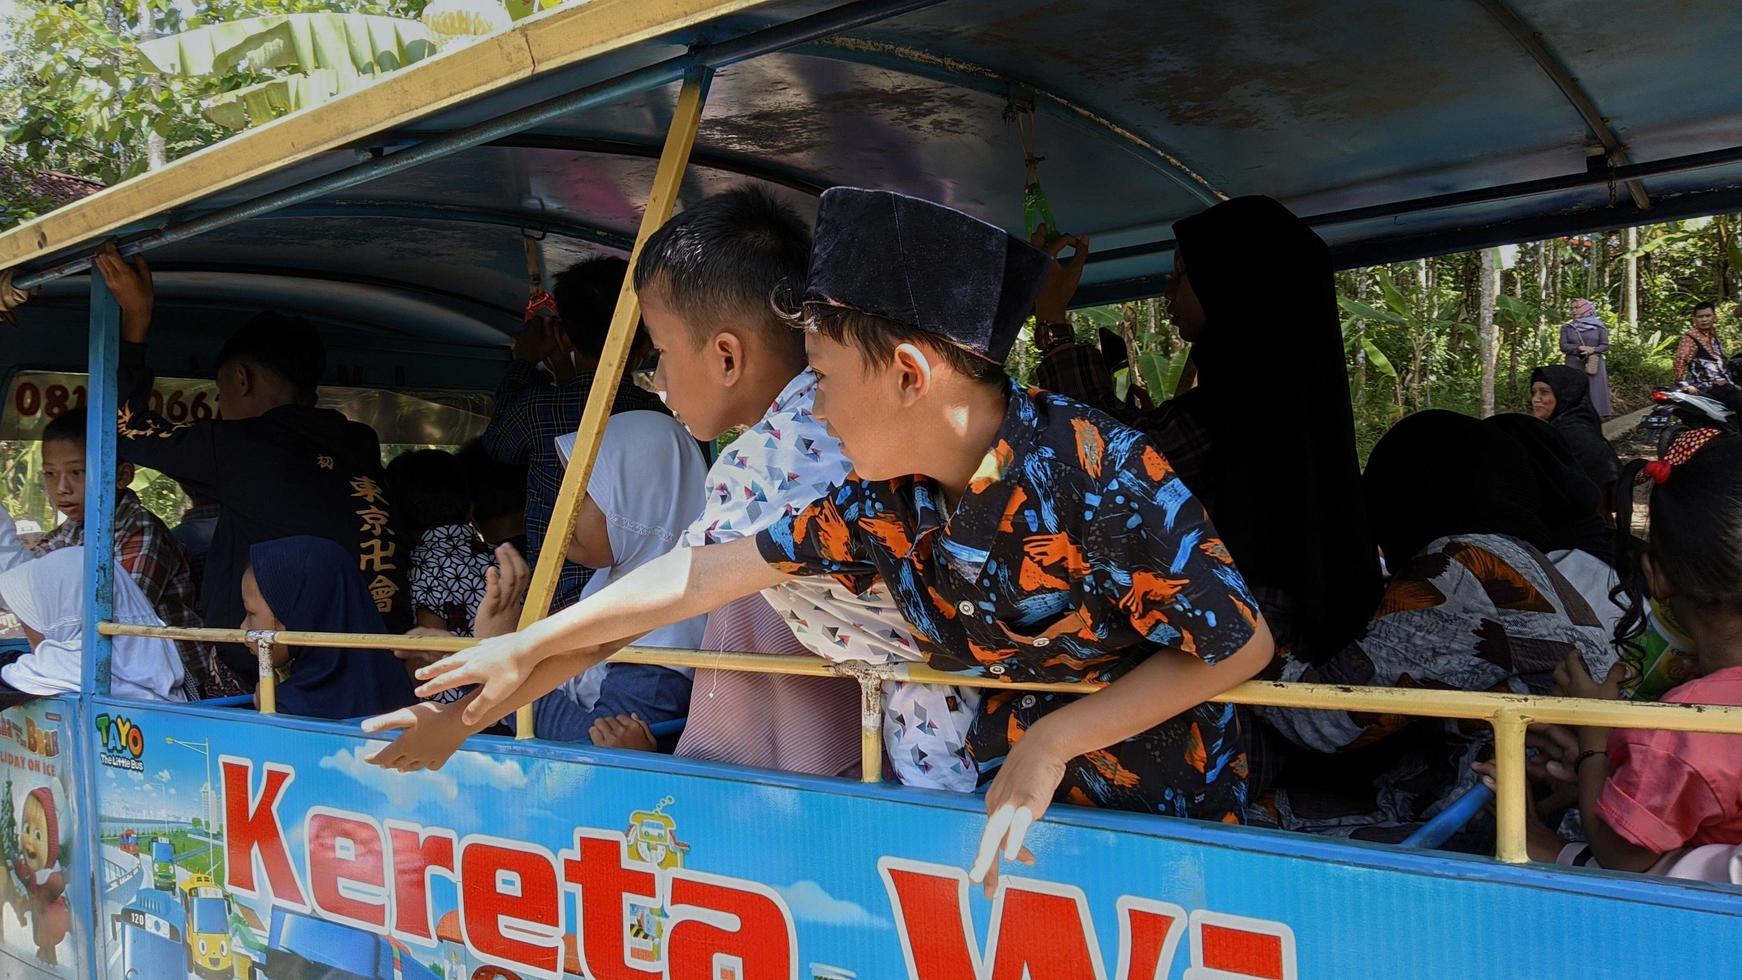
[
  {"x1": 394, "y1": 627, "x2": 453, "y2": 673},
  {"x1": 362, "y1": 697, "x2": 476, "y2": 772},
  {"x1": 412, "y1": 628, "x2": 544, "y2": 726}
]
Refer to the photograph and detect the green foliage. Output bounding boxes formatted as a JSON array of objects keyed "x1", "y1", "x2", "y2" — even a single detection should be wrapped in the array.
[
  {"x1": 0, "y1": 0, "x2": 444, "y2": 220},
  {"x1": 1605, "y1": 323, "x2": 1677, "y2": 401},
  {"x1": 136, "y1": 13, "x2": 437, "y2": 129}
]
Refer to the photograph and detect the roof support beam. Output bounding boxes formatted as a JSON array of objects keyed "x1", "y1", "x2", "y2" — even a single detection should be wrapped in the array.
[
  {"x1": 219, "y1": 200, "x2": 638, "y2": 252},
  {"x1": 476, "y1": 134, "x2": 830, "y2": 196},
  {"x1": 803, "y1": 37, "x2": 1223, "y2": 205},
  {"x1": 1473, "y1": 0, "x2": 1650, "y2": 210}
]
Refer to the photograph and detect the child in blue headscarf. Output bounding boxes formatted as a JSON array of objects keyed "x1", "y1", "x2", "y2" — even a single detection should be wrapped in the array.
[{"x1": 241, "y1": 536, "x2": 418, "y2": 720}]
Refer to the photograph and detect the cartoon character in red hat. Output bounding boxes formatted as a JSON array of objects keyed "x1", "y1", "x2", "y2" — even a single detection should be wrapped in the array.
[{"x1": 5, "y1": 787, "x2": 69, "y2": 964}]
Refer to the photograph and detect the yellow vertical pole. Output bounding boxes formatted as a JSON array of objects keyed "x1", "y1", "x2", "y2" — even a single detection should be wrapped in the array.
[
  {"x1": 250, "y1": 632, "x2": 277, "y2": 715},
  {"x1": 513, "y1": 66, "x2": 713, "y2": 739},
  {"x1": 859, "y1": 678, "x2": 884, "y2": 783},
  {"x1": 1492, "y1": 709, "x2": 1529, "y2": 863}
]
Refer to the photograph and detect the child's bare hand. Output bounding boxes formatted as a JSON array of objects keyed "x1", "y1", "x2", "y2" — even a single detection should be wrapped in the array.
[
  {"x1": 590, "y1": 713, "x2": 656, "y2": 751},
  {"x1": 362, "y1": 697, "x2": 476, "y2": 772},
  {"x1": 394, "y1": 627, "x2": 453, "y2": 672},
  {"x1": 412, "y1": 629, "x2": 544, "y2": 725},
  {"x1": 473, "y1": 544, "x2": 530, "y2": 640},
  {"x1": 1554, "y1": 650, "x2": 1621, "y2": 701},
  {"x1": 1528, "y1": 725, "x2": 1582, "y2": 783},
  {"x1": 1471, "y1": 759, "x2": 1499, "y2": 792},
  {"x1": 969, "y1": 732, "x2": 1064, "y2": 898}
]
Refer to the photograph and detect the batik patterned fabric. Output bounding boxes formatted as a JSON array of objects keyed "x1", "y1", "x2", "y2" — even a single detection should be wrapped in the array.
[
  {"x1": 1256, "y1": 533, "x2": 1616, "y2": 841},
  {"x1": 1676, "y1": 330, "x2": 1732, "y2": 390},
  {"x1": 408, "y1": 524, "x2": 497, "y2": 636},
  {"x1": 755, "y1": 381, "x2": 1260, "y2": 821},
  {"x1": 686, "y1": 370, "x2": 980, "y2": 792}
]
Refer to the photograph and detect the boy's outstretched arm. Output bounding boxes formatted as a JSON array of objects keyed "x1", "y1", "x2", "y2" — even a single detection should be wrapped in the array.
[
  {"x1": 363, "y1": 644, "x2": 610, "y2": 770},
  {"x1": 408, "y1": 536, "x2": 788, "y2": 723},
  {"x1": 970, "y1": 615, "x2": 1274, "y2": 894}
]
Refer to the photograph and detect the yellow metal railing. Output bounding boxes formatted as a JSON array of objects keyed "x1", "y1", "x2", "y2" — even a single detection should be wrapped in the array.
[{"x1": 97, "y1": 620, "x2": 1742, "y2": 865}]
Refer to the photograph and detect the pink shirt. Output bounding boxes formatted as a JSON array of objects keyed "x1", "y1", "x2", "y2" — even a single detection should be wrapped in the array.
[{"x1": 1597, "y1": 665, "x2": 1742, "y2": 853}]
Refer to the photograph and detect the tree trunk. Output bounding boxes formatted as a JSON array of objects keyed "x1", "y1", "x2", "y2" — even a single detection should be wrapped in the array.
[
  {"x1": 1624, "y1": 224, "x2": 1639, "y2": 332},
  {"x1": 1478, "y1": 247, "x2": 1499, "y2": 417},
  {"x1": 1508, "y1": 260, "x2": 1523, "y2": 407},
  {"x1": 1714, "y1": 215, "x2": 1733, "y2": 302},
  {"x1": 1353, "y1": 272, "x2": 1368, "y2": 392},
  {"x1": 1549, "y1": 243, "x2": 1564, "y2": 334},
  {"x1": 136, "y1": 5, "x2": 168, "y2": 171}
]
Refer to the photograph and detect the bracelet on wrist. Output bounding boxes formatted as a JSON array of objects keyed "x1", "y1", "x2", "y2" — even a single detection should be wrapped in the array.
[{"x1": 1574, "y1": 748, "x2": 1607, "y2": 773}]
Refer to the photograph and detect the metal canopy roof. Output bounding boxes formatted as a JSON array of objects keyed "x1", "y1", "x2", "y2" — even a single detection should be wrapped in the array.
[{"x1": 4, "y1": 0, "x2": 1741, "y2": 353}]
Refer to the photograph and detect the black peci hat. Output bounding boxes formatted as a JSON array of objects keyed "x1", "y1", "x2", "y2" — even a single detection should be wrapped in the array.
[{"x1": 803, "y1": 187, "x2": 1052, "y2": 364}]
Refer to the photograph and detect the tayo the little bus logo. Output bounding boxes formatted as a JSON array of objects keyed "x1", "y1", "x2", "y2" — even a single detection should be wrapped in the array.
[{"x1": 94, "y1": 713, "x2": 146, "y2": 772}]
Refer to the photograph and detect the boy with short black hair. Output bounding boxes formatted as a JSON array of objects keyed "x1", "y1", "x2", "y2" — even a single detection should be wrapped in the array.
[
  {"x1": 33, "y1": 411, "x2": 224, "y2": 697},
  {"x1": 367, "y1": 187, "x2": 980, "y2": 790},
  {"x1": 377, "y1": 189, "x2": 1274, "y2": 887}
]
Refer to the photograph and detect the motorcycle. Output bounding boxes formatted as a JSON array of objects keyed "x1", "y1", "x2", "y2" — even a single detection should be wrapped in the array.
[{"x1": 1638, "y1": 388, "x2": 1737, "y2": 457}]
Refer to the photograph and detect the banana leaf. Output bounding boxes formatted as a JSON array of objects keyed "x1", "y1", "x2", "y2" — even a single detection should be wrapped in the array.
[
  {"x1": 137, "y1": 13, "x2": 435, "y2": 79},
  {"x1": 1361, "y1": 338, "x2": 1397, "y2": 379},
  {"x1": 203, "y1": 71, "x2": 348, "y2": 130},
  {"x1": 1138, "y1": 349, "x2": 1192, "y2": 399}
]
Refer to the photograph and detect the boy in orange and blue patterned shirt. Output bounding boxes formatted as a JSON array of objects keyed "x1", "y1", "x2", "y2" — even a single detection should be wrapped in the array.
[{"x1": 399, "y1": 188, "x2": 1274, "y2": 890}]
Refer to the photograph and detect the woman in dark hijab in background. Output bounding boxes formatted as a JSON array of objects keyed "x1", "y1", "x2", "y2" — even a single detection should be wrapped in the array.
[
  {"x1": 1140, "y1": 196, "x2": 1382, "y2": 668},
  {"x1": 1530, "y1": 365, "x2": 1620, "y2": 503},
  {"x1": 241, "y1": 535, "x2": 419, "y2": 720},
  {"x1": 1482, "y1": 412, "x2": 1613, "y2": 564}
]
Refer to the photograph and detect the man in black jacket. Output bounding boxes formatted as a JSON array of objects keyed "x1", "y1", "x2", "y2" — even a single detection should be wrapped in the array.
[{"x1": 94, "y1": 244, "x2": 412, "y2": 687}]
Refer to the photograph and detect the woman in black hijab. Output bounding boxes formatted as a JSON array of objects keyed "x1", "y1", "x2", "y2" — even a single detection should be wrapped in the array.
[
  {"x1": 1481, "y1": 412, "x2": 1614, "y2": 565},
  {"x1": 1530, "y1": 365, "x2": 1620, "y2": 501},
  {"x1": 1140, "y1": 196, "x2": 1382, "y2": 667}
]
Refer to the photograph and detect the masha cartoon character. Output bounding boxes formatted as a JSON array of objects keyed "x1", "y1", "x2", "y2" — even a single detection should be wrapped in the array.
[{"x1": 8, "y1": 787, "x2": 69, "y2": 964}]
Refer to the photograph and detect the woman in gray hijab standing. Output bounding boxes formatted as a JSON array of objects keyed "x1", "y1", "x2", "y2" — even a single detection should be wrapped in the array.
[{"x1": 1561, "y1": 298, "x2": 1613, "y2": 417}]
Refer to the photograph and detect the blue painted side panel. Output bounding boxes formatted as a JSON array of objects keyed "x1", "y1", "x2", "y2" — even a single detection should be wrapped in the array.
[{"x1": 79, "y1": 699, "x2": 1742, "y2": 980}]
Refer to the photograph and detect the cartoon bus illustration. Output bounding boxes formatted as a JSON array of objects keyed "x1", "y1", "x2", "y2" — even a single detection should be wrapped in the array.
[
  {"x1": 150, "y1": 837, "x2": 177, "y2": 890},
  {"x1": 624, "y1": 799, "x2": 689, "y2": 966},
  {"x1": 111, "y1": 888, "x2": 189, "y2": 980},
  {"x1": 118, "y1": 828, "x2": 139, "y2": 855},
  {"x1": 181, "y1": 873, "x2": 242, "y2": 979},
  {"x1": 266, "y1": 907, "x2": 441, "y2": 979}
]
